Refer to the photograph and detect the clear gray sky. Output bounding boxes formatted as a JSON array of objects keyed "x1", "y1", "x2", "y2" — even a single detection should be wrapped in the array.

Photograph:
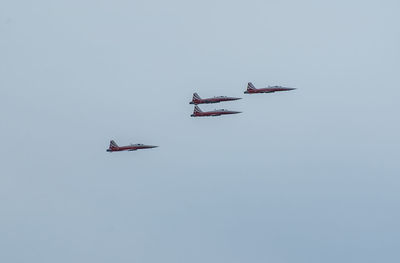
[{"x1": 1, "y1": 0, "x2": 399, "y2": 262}]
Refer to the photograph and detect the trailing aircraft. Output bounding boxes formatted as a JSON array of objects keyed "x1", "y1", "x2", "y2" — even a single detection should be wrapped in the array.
[
  {"x1": 191, "y1": 105, "x2": 241, "y2": 117},
  {"x1": 189, "y1": 93, "x2": 241, "y2": 105},
  {"x1": 106, "y1": 140, "x2": 158, "y2": 152},
  {"x1": 244, "y1": 82, "x2": 295, "y2": 94}
]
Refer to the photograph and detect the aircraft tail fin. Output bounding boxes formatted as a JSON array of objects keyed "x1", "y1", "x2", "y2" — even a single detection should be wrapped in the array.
[
  {"x1": 193, "y1": 93, "x2": 201, "y2": 100},
  {"x1": 110, "y1": 140, "x2": 119, "y2": 148},
  {"x1": 194, "y1": 105, "x2": 203, "y2": 114},
  {"x1": 247, "y1": 82, "x2": 256, "y2": 90}
]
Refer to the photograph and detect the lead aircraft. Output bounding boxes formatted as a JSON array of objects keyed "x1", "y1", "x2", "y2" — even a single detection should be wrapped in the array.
[
  {"x1": 107, "y1": 140, "x2": 158, "y2": 152},
  {"x1": 244, "y1": 82, "x2": 295, "y2": 94},
  {"x1": 190, "y1": 93, "x2": 241, "y2": 105},
  {"x1": 191, "y1": 105, "x2": 241, "y2": 117}
]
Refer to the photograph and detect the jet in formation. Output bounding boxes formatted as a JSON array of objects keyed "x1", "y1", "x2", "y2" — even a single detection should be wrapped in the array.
[
  {"x1": 244, "y1": 82, "x2": 296, "y2": 94},
  {"x1": 106, "y1": 140, "x2": 158, "y2": 152},
  {"x1": 191, "y1": 105, "x2": 241, "y2": 117},
  {"x1": 190, "y1": 93, "x2": 241, "y2": 105}
]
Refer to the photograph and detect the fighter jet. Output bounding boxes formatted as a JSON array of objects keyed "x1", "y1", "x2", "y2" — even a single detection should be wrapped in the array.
[
  {"x1": 106, "y1": 140, "x2": 158, "y2": 152},
  {"x1": 190, "y1": 93, "x2": 241, "y2": 105},
  {"x1": 244, "y1": 82, "x2": 295, "y2": 94},
  {"x1": 191, "y1": 105, "x2": 241, "y2": 117}
]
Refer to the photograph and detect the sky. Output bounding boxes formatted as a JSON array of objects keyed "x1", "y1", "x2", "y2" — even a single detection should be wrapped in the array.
[{"x1": 1, "y1": 0, "x2": 400, "y2": 262}]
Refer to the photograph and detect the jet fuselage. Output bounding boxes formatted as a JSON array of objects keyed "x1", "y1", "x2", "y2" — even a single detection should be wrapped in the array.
[
  {"x1": 244, "y1": 86, "x2": 295, "y2": 94},
  {"x1": 107, "y1": 144, "x2": 158, "y2": 152},
  {"x1": 191, "y1": 109, "x2": 241, "y2": 117},
  {"x1": 190, "y1": 96, "x2": 241, "y2": 105}
]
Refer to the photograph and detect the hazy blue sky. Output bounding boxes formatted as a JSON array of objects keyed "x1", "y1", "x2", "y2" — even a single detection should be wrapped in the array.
[{"x1": 1, "y1": 0, "x2": 399, "y2": 262}]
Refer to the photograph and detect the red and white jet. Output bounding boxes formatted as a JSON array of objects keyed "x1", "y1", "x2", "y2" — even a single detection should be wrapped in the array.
[
  {"x1": 244, "y1": 82, "x2": 296, "y2": 94},
  {"x1": 191, "y1": 105, "x2": 241, "y2": 117},
  {"x1": 189, "y1": 93, "x2": 241, "y2": 105},
  {"x1": 106, "y1": 140, "x2": 158, "y2": 152}
]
